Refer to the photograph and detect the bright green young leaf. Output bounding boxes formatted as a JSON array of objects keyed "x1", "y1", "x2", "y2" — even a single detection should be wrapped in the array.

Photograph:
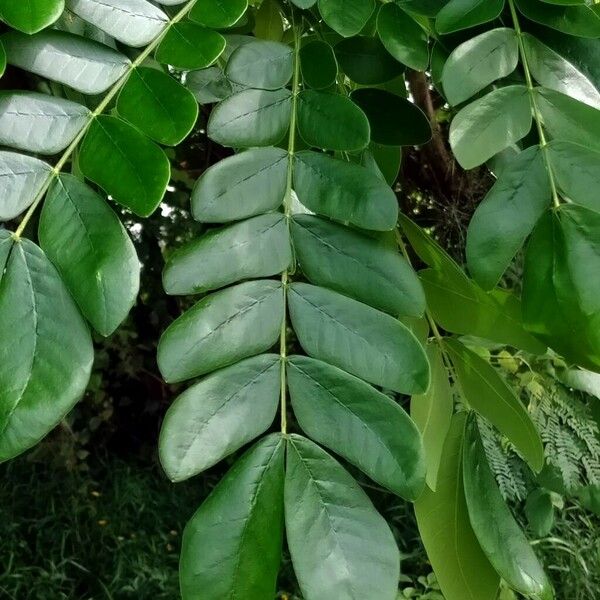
[
  {"x1": 66, "y1": 0, "x2": 168, "y2": 47},
  {"x1": 253, "y1": 0, "x2": 284, "y2": 41},
  {"x1": 296, "y1": 90, "x2": 370, "y2": 151},
  {"x1": 117, "y1": 67, "x2": 198, "y2": 146},
  {"x1": 414, "y1": 412, "x2": 500, "y2": 600},
  {"x1": 39, "y1": 175, "x2": 140, "y2": 336},
  {"x1": 335, "y1": 36, "x2": 403, "y2": 85},
  {"x1": 300, "y1": 39, "x2": 338, "y2": 89},
  {"x1": 0, "y1": 237, "x2": 93, "y2": 462},
  {"x1": 189, "y1": 0, "x2": 247, "y2": 28},
  {"x1": 466, "y1": 146, "x2": 551, "y2": 289},
  {"x1": 208, "y1": 88, "x2": 292, "y2": 147},
  {"x1": 79, "y1": 115, "x2": 170, "y2": 217},
  {"x1": 191, "y1": 147, "x2": 288, "y2": 222},
  {"x1": 377, "y1": 3, "x2": 429, "y2": 71},
  {"x1": 351, "y1": 88, "x2": 431, "y2": 146},
  {"x1": 411, "y1": 343, "x2": 454, "y2": 491},
  {"x1": 449, "y1": 85, "x2": 532, "y2": 169},
  {"x1": 515, "y1": 0, "x2": 600, "y2": 38},
  {"x1": 0, "y1": 152, "x2": 52, "y2": 221},
  {"x1": 293, "y1": 151, "x2": 398, "y2": 231},
  {"x1": 525, "y1": 488, "x2": 555, "y2": 537},
  {"x1": 442, "y1": 28, "x2": 519, "y2": 106},
  {"x1": 285, "y1": 434, "x2": 400, "y2": 600},
  {"x1": 444, "y1": 338, "x2": 544, "y2": 472},
  {"x1": 180, "y1": 434, "x2": 284, "y2": 600},
  {"x1": 0, "y1": 0, "x2": 64, "y2": 34},
  {"x1": 163, "y1": 213, "x2": 291, "y2": 295},
  {"x1": 156, "y1": 22, "x2": 225, "y2": 70},
  {"x1": 287, "y1": 355, "x2": 426, "y2": 500},
  {"x1": 159, "y1": 354, "x2": 280, "y2": 482},
  {"x1": 0, "y1": 92, "x2": 89, "y2": 155},
  {"x1": 288, "y1": 282, "x2": 430, "y2": 394},
  {"x1": 291, "y1": 214, "x2": 425, "y2": 316},
  {"x1": 226, "y1": 40, "x2": 293, "y2": 90},
  {"x1": 317, "y1": 0, "x2": 375, "y2": 37},
  {"x1": 1, "y1": 30, "x2": 130, "y2": 95},
  {"x1": 158, "y1": 279, "x2": 284, "y2": 383},
  {"x1": 463, "y1": 416, "x2": 553, "y2": 599},
  {"x1": 436, "y1": 0, "x2": 505, "y2": 34}
]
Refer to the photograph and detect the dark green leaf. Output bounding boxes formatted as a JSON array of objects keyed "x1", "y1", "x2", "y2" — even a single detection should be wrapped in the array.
[
  {"x1": 436, "y1": 0, "x2": 505, "y2": 34},
  {"x1": 363, "y1": 142, "x2": 402, "y2": 185},
  {"x1": 300, "y1": 39, "x2": 338, "y2": 89},
  {"x1": 189, "y1": 0, "x2": 247, "y2": 28},
  {"x1": 156, "y1": 22, "x2": 225, "y2": 70},
  {"x1": 515, "y1": 0, "x2": 600, "y2": 38},
  {"x1": 317, "y1": 0, "x2": 375, "y2": 37},
  {"x1": 0, "y1": 0, "x2": 64, "y2": 34},
  {"x1": 396, "y1": 0, "x2": 446, "y2": 16},
  {"x1": 253, "y1": 0, "x2": 283, "y2": 41},
  {"x1": 525, "y1": 489, "x2": 555, "y2": 537}
]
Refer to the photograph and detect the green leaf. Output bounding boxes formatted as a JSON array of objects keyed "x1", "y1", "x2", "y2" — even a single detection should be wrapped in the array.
[
  {"x1": 377, "y1": 3, "x2": 429, "y2": 71},
  {"x1": 0, "y1": 92, "x2": 89, "y2": 155},
  {"x1": 442, "y1": 28, "x2": 519, "y2": 106},
  {"x1": 117, "y1": 67, "x2": 198, "y2": 146},
  {"x1": 226, "y1": 40, "x2": 293, "y2": 90},
  {"x1": 291, "y1": 214, "x2": 425, "y2": 316},
  {"x1": 291, "y1": 0, "x2": 316, "y2": 7},
  {"x1": 449, "y1": 85, "x2": 532, "y2": 169},
  {"x1": 535, "y1": 87, "x2": 600, "y2": 152},
  {"x1": 296, "y1": 90, "x2": 370, "y2": 151},
  {"x1": 411, "y1": 343, "x2": 453, "y2": 491},
  {"x1": 523, "y1": 33, "x2": 600, "y2": 109},
  {"x1": 208, "y1": 88, "x2": 292, "y2": 147},
  {"x1": 156, "y1": 22, "x2": 225, "y2": 70},
  {"x1": 334, "y1": 36, "x2": 403, "y2": 85},
  {"x1": 288, "y1": 282, "x2": 430, "y2": 394},
  {"x1": 158, "y1": 279, "x2": 284, "y2": 383},
  {"x1": 0, "y1": 0, "x2": 64, "y2": 34},
  {"x1": 317, "y1": 0, "x2": 375, "y2": 37},
  {"x1": 39, "y1": 175, "x2": 139, "y2": 336},
  {"x1": 186, "y1": 65, "x2": 235, "y2": 104},
  {"x1": 67, "y1": 0, "x2": 168, "y2": 48},
  {"x1": 444, "y1": 338, "x2": 544, "y2": 472},
  {"x1": 0, "y1": 238, "x2": 93, "y2": 462},
  {"x1": 1, "y1": 30, "x2": 130, "y2": 95},
  {"x1": 288, "y1": 355, "x2": 426, "y2": 499},
  {"x1": 163, "y1": 213, "x2": 291, "y2": 295},
  {"x1": 189, "y1": 0, "x2": 247, "y2": 28},
  {"x1": 300, "y1": 39, "x2": 338, "y2": 89},
  {"x1": 0, "y1": 152, "x2": 52, "y2": 221},
  {"x1": 0, "y1": 230, "x2": 11, "y2": 274},
  {"x1": 180, "y1": 434, "x2": 284, "y2": 600},
  {"x1": 546, "y1": 141, "x2": 600, "y2": 210},
  {"x1": 363, "y1": 142, "x2": 402, "y2": 185},
  {"x1": 159, "y1": 354, "x2": 280, "y2": 482},
  {"x1": 525, "y1": 489, "x2": 555, "y2": 537},
  {"x1": 397, "y1": 0, "x2": 446, "y2": 16},
  {"x1": 466, "y1": 146, "x2": 551, "y2": 289},
  {"x1": 515, "y1": 0, "x2": 600, "y2": 38},
  {"x1": 293, "y1": 151, "x2": 398, "y2": 231},
  {"x1": 285, "y1": 434, "x2": 400, "y2": 600},
  {"x1": 253, "y1": 0, "x2": 283, "y2": 41},
  {"x1": 79, "y1": 115, "x2": 170, "y2": 217},
  {"x1": 0, "y1": 40, "x2": 4, "y2": 78},
  {"x1": 414, "y1": 412, "x2": 500, "y2": 600},
  {"x1": 436, "y1": 0, "x2": 505, "y2": 34},
  {"x1": 191, "y1": 147, "x2": 288, "y2": 222},
  {"x1": 463, "y1": 416, "x2": 553, "y2": 599},
  {"x1": 351, "y1": 88, "x2": 432, "y2": 146}
]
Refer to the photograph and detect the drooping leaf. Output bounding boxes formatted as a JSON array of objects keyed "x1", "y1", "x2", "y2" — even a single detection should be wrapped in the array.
[
  {"x1": 0, "y1": 92, "x2": 89, "y2": 155},
  {"x1": 515, "y1": 0, "x2": 600, "y2": 38},
  {"x1": 444, "y1": 338, "x2": 544, "y2": 472},
  {"x1": 317, "y1": 0, "x2": 375, "y2": 37},
  {"x1": 0, "y1": 238, "x2": 93, "y2": 462},
  {"x1": 39, "y1": 175, "x2": 139, "y2": 336},
  {"x1": 1, "y1": 30, "x2": 130, "y2": 95},
  {"x1": 463, "y1": 416, "x2": 553, "y2": 599},
  {"x1": 288, "y1": 282, "x2": 430, "y2": 394},
  {"x1": 156, "y1": 22, "x2": 225, "y2": 70},
  {"x1": 285, "y1": 434, "x2": 400, "y2": 600},
  {"x1": 299, "y1": 39, "x2": 338, "y2": 89},
  {"x1": 189, "y1": 0, "x2": 247, "y2": 28},
  {"x1": 0, "y1": 0, "x2": 64, "y2": 34},
  {"x1": 159, "y1": 354, "x2": 280, "y2": 482},
  {"x1": 436, "y1": 0, "x2": 505, "y2": 34},
  {"x1": 79, "y1": 115, "x2": 170, "y2": 217},
  {"x1": 449, "y1": 85, "x2": 532, "y2": 169},
  {"x1": 180, "y1": 434, "x2": 284, "y2": 600},
  {"x1": 163, "y1": 213, "x2": 291, "y2": 295},
  {"x1": 414, "y1": 412, "x2": 500, "y2": 600},
  {"x1": 158, "y1": 279, "x2": 284, "y2": 383},
  {"x1": 291, "y1": 214, "x2": 425, "y2": 316},
  {"x1": 293, "y1": 151, "x2": 398, "y2": 230},
  {"x1": 191, "y1": 147, "x2": 288, "y2": 222}
]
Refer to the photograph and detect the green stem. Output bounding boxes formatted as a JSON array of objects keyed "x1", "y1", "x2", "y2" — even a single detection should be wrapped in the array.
[
  {"x1": 279, "y1": 19, "x2": 302, "y2": 435},
  {"x1": 14, "y1": 0, "x2": 199, "y2": 239},
  {"x1": 507, "y1": 0, "x2": 560, "y2": 209}
]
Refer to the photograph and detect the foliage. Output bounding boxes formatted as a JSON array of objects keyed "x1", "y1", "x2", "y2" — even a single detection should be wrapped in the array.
[{"x1": 1, "y1": 0, "x2": 600, "y2": 599}]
